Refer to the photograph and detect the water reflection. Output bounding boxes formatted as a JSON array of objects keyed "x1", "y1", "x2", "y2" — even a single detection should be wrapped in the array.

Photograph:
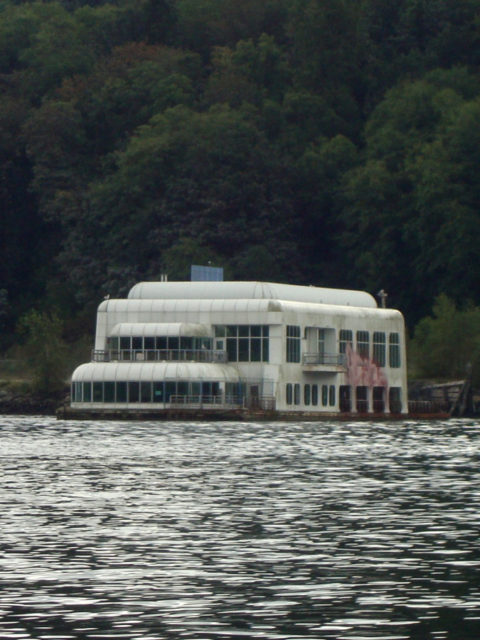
[{"x1": 0, "y1": 417, "x2": 479, "y2": 639}]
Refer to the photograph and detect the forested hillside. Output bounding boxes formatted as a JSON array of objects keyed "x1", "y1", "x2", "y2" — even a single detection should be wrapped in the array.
[{"x1": 1, "y1": 0, "x2": 480, "y2": 365}]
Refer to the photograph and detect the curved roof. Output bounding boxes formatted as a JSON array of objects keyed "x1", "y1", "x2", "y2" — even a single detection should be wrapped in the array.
[
  {"x1": 97, "y1": 298, "x2": 399, "y2": 320},
  {"x1": 72, "y1": 362, "x2": 241, "y2": 382},
  {"x1": 109, "y1": 322, "x2": 210, "y2": 337},
  {"x1": 127, "y1": 281, "x2": 377, "y2": 308}
]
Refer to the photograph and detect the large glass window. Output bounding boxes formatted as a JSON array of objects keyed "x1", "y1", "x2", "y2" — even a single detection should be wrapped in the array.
[
  {"x1": 286, "y1": 326, "x2": 301, "y2": 362},
  {"x1": 93, "y1": 382, "x2": 103, "y2": 402},
  {"x1": 117, "y1": 382, "x2": 127, "y2": 402},
  {"x1": 140, "y1": 382, "x2": 152, "y2": 402},
  {"x1": 312, "y1": 384, "x2": 318, "y2": 406},
  {"x1": 373, "y1": 332, "x2": 386, "y2": 366},
  {"x1": 339, "y1": 330, "x2": 353, "y2": 354},
  {"x1": 357, "y1": 331, "x2": 369, "y2": 358},
  {"x1": 104, "y1": 381, "x2": 115, "y2": 402},
  {"x1": 128, "y1": 381, "x2": 139, "y2": 402},
  {"x1": 389, "y1": 333, "x2": 401, "y2": 368},
  {"x1": 220, "y1": 325, "x2": 269, "y2": 362},
  {"x1": 83, "y1": 382, "x2": 91, "y2": 402}
]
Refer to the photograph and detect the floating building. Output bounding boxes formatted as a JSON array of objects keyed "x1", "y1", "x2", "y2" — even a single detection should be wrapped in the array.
[{"x1": 69, "y1": 281, "x2": 408, "y2": 418}]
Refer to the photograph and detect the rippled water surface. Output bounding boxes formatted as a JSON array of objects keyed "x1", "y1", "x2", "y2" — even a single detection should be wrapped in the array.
[{"x1": 1, "y1": 417, "x2": 480, "y2": 640}]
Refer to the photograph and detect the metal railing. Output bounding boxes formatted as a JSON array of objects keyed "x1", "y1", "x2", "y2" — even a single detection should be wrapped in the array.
[
  {"x1": 92, "y1": 349, "x2": 228, "y2": 363},
  {"x1": 169, "y1": 394, "x2": 243, "y2": 407},
  {"x1": 302, "y1": 352, "x2": 346, "y2": 366}
]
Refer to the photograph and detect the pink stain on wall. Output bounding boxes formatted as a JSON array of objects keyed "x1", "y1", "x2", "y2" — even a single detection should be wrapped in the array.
[{"x1": 345, "y1": 344, "x2": 388, "y2": 388}]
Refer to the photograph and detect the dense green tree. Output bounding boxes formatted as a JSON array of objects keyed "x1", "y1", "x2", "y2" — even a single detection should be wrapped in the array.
[
  {"x1": 17, "y1": 309, "x2": 68, "y2": 392},
  {"x1": 411, "y1": 295, "x2": 480, "y2": 384}
]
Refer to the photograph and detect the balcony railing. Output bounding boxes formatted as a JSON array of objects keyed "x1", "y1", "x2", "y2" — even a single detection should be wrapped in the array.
[
  {"x1": 169, "y1": 394, "x2": 243, "y2": 407},
  {"x1": 92, "y1": 348, "x2": 228, "y2": 363},
  {"x1": 302, "y1": 352, "x2": 347, "y2": 367}
]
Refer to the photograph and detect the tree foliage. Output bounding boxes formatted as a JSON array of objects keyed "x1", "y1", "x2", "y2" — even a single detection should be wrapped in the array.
[
  {"x1": 1, "y1": 0, "x2": 480, "y2": 384},
  {"x1": 411, "y1": 295, "x2": 480, "y2": 385}
]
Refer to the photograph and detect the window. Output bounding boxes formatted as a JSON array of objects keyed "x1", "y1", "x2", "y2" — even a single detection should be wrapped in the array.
[
  {"x1": 304, "y1": 384, "x2": 311, "y2": 405},
  {"x1": 373, "y1": 332, "x2": 386, "y2": 366},
  {"x1": 329, "y1": 385, "x2": 336, "y2": 407},
  {"x1": 104, "y1": 382, "x2": 115, "y2": 402},
  {"x1": 83, "y1": 382, "x2": 91, "y2": 401},
  {"x1": 322, "y1": 384, "x2": 328, "y2": 407},
  {"x1": 357, "y1": 331, "x2": 369, "y2": 358},
  {"x1": 221, "y1": 325, "x2": 269, "y2": 362},
  {"x1": 117, "y1": 382, "x2": 127, "y2": 402},
  {"x1": 340, "y1": 385, "x2": 351, "y2": 412},
  {"x1": 356, "y1": 386, "x2": 368, "y2": 413},
  {"x1": 128, "y1": 381, "x2": 139, "y2": 402},
  {"x1": 318, "y1": 329, "x2": 326, "y2": 356},
  {"x1": 389, "y1": 333, "x2": 401, "y2": 368},
  {"x1": 389, "y1": 387, "x2": 402, "y2": 412},
  {"x1": 140, "y1": 382, "x2": 152, "y2": 402},
  {"x1": 373, "y1": 386, "x2": 385, "y2": 412},
  {"x1": 153, "y1": 382, "x2": 164, "y2": 402},
  {"x1": 286, "y1": 383, "x2": 293, "y2": 405},
  {"x1": 312, "y1": 384, "x2": 318, "y2": 406},
  {"x1": 93, "y1": 382, "x2": 103, "y2": 402},
  {"x1": 294, "y1": 383, "x2": 300, "y2": 405},
  {"x1": 339, "y1": 330, "x2": 353, "y2": 354},
  {"x1": 286, "y1": 326, "x2": 301, "y2": 362}
]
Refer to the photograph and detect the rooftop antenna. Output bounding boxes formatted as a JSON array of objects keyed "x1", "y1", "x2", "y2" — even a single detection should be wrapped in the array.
[{"x1": 377, "y1": 289, "x2": 388, "y2": 308}]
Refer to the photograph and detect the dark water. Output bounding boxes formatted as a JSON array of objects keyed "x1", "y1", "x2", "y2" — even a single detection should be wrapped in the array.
[{"x1": 1, "y1": 418, "x2": 480, "y2": 640}]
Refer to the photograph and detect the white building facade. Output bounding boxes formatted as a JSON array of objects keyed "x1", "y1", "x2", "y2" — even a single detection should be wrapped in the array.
[{"x1": 70, "y1": 281, "x2": 408, "y2": 416}]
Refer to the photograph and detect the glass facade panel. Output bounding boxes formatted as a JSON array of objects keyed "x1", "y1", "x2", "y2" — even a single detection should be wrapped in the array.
[
  {"x1": 140, "y1": 381, "x2": 151, "y2": 402},
  {"x1": 177, "y1": 381, "x2": 188, "y2": 398},
  {"x1": 227, "y1": 338, "x2": 237, "y2": 361},
  {"x1": 294, "y1": 383, "x2": 300, "y2": 405},
  {"x1": 238, "y1": 338, "x2": 249, "y2": 361},
  {"x1": 389, "y1": 387, "x2": 402, "y2": 412},
  {"x1": 373, "y1": 332, "x2": 386, "y2": 366},
  {"x1": 322, "y1": 384, "x2": 328, "y2": 406},
  {"x1": 144, "y1": 337, "x2": 155, "y2": 350},
  {"x1": 357, "y1": 331, "x2": 369, "y2": 358},
  {"x1": 83, "y1": 382, "x2": 91, "y2": 401},
  {"x1": 318, "y1": 329, "x2": 326, "y2": 355},
  {"x1": 165, "y1": 382, "x2": 176, "y2": 402},
  {"x1": 128, "y1": 381, "x2": 139, "y2": 402},
  {"x1": 286, "y1": 383, "x2": 293, "y2": 405},
  {"x1": 153, "y1": 381, "x2": 164, "y2": 402},
  {"x1": 286, "y1": 326, "x2": 301, "y2": 363},
  {"x1": 312, "y1": 384, "x2": 318, "y2": 406},
  {"x1": 356, "y1": 385, "x2": 368, "y2": 412},
  {"x1": 339, "y1": 330, "x2": 353, "y2": 354},
  {"x1": 329, "y1": 385, "x2": 336, "y2": 407},
  {"x1": 156, "y1": 337, "x2": 167, "y2": 350},
  {"x1": 250, "y1": 338, "x2": 261, "y2": 361},
  {"x1": 104, "y1": 381, "x2": 115, "y2": 402},
  {"x1": 221, "y1": 325, "x2": 269, "y2": 362},
  {"x1": 304, "y1": 384, "x2": 311, "y2": 405},
  {"x1": 117, "y1": 381, "x2": 127, "y2": 402},
  {"x1": 389, "y1": 333, "x2": 401, "y2": 368},
  {"x1": 93, "y1": 382, "x2": 103, "y2": 402}
]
